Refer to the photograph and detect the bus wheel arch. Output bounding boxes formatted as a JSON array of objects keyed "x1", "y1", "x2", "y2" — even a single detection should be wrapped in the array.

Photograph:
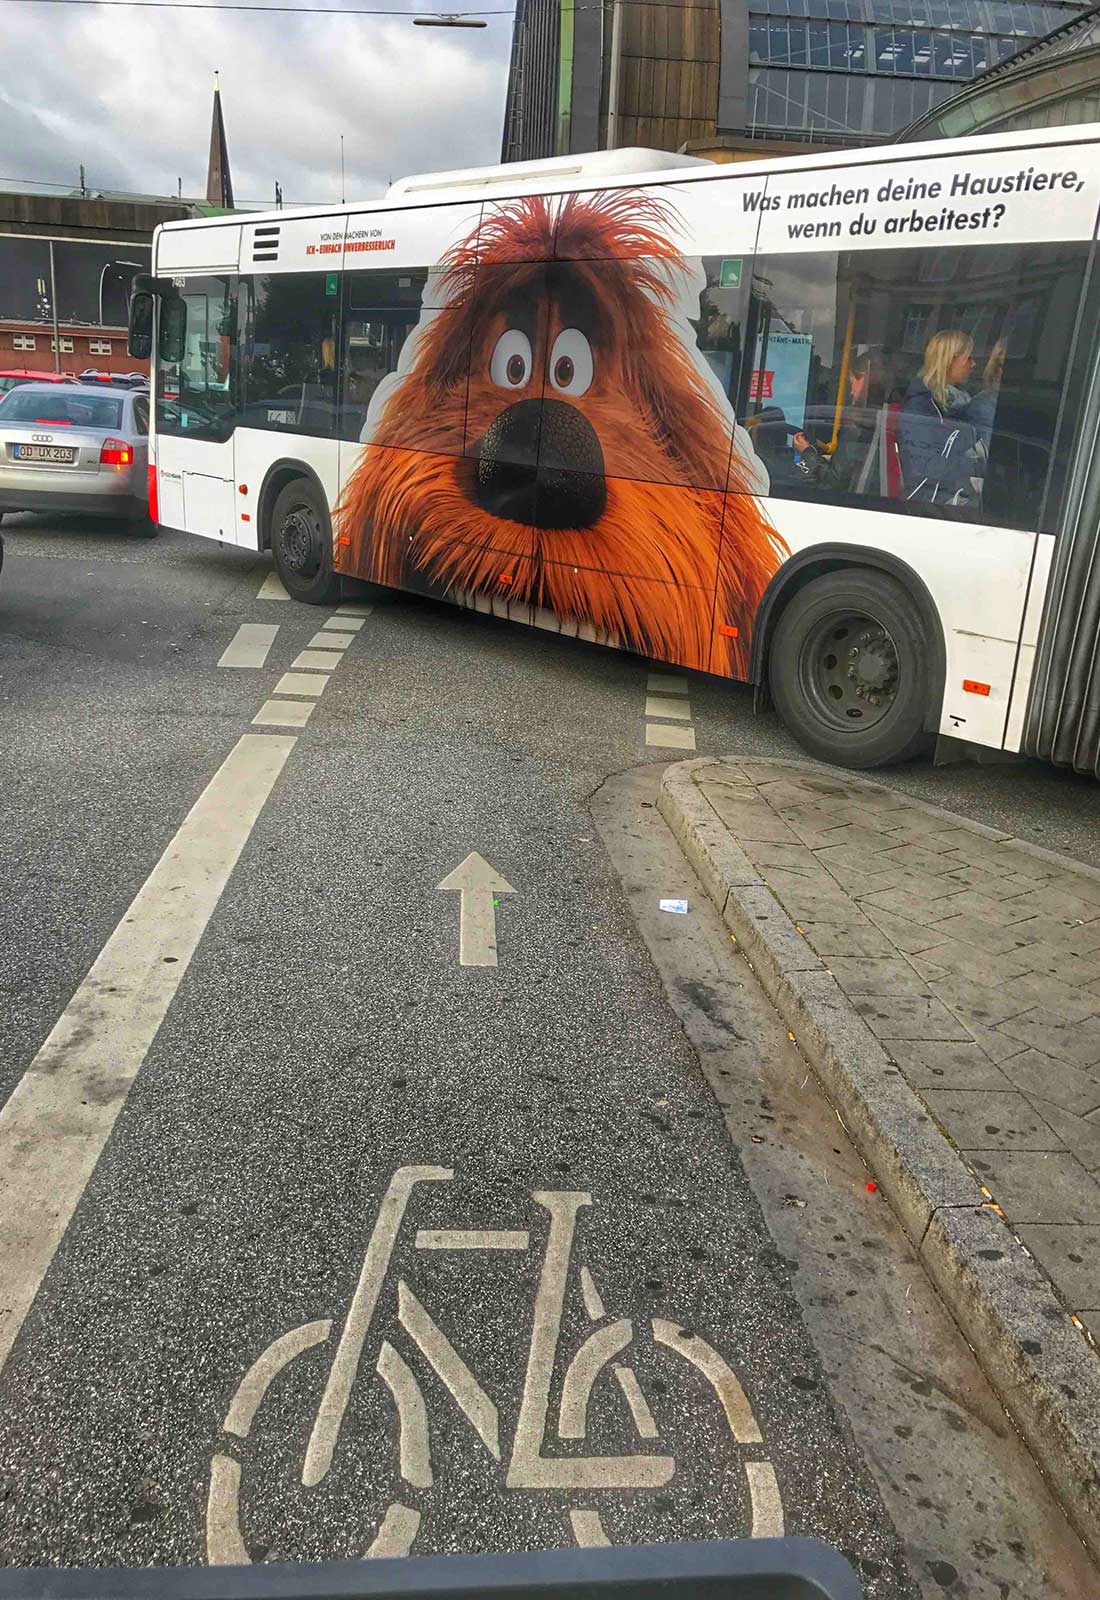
[
  {"x1": 754, "y1": 549, "x2": 946, "y2": 770},
  {"x1": 258, "y1": 461, "x2": 341, "y2": 606}
]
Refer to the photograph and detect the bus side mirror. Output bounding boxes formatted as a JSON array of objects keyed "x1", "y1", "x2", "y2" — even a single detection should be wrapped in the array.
[
  {"x1": 159, "y1": 296, "x2": 187, "y2": 366},
  {"x1": 128, "y1": 291, "x2": 154, "y2": 360}
]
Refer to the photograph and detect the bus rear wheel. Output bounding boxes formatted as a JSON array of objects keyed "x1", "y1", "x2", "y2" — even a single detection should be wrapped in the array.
[
  {"x1": 270, "y1": 478, "x2": 341, "y2": 606},
  {"x1": 768, "y1": 569, "x2": 931, "y2": 769}
]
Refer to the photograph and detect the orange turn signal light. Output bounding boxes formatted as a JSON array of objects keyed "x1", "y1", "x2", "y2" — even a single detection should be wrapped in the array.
[
  {"x1": 500, "y1": 573, "x2": 514, "y2": 585},
  {"x1": 338, "y1": 535, "x2": 351, "y2": 547},
  {"x1": 718, "y1": 624, "x2": 739, "y2": 638},
  {"x1": 240, "y1": 512, "x2": 251, "y2": 522},
  {"x1": 963, "y1": 679, "x2": 991, "y2": 696},
  {"x1": 238, "y1": 483, "x2": 248, "y2": 495}
]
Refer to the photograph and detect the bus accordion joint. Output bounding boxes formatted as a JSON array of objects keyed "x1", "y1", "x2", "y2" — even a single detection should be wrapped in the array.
[
  {"x1": 963, "y1": 679, "x2": 991, "y2": 696},
  {"x1": 719, "y1": 624, "x2": 739, "y2": 639}
]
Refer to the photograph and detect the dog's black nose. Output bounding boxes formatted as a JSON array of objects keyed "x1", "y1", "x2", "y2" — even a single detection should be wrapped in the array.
[{"x1": 473, "y1": 398, "x2": 607, "y2": 530}]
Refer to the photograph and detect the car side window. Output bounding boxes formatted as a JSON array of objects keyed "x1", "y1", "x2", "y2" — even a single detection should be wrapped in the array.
[{"x1": 133, "y1": 397, "x2": 150, "y2": 434}]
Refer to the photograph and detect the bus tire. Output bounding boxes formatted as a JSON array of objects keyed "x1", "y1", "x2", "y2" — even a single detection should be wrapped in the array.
[
  {"x1": 768, "y1": 568, "x2": 931, "y2": 769},
  {"x1": 270, "y1": 477, "x2": 341, "y2": 606}
]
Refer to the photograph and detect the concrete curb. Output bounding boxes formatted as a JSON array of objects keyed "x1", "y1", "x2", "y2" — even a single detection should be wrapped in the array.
[{"x1": 658, "y1": 757, "x2": 1100, "y2": 1567}]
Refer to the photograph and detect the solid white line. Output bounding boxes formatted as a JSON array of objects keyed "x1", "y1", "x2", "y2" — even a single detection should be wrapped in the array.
[
  {"x1": 253, "y1": 699, "x2": 315, "y2": 729},
  {"x1": 257, "y1": 571, "x2": 290, "y2": 600},
  {"x1": 645, "y1": 724, "x2": 696, "y2": 750},
  {"x1": 647, "y1": 673, "x2": 689, "y2": 695},
  {"x1": 219, "y1": 623, "x2": 279, "y2": 669},
  {"x1": 0, "y1": 733, "x2": 296, "y2": 1376},
  {"x1": 292, "y1": 649, "x2": 345, "y2": 672},
  {"x1": 322, "y1": 614, "x2": 367, "y2": 633},
  {"x1": 273, "y1": 671, "x2": 330, "y2": 698},
  {"x1": 415, "y1": 1229, "x2": 529, "y2": 1250},
  {"x1": 308, "y1": 631, "x2": 351, "y2": 651},
  {"x1": 645, "y1": 694, "x2": 692, "y2": 721}
]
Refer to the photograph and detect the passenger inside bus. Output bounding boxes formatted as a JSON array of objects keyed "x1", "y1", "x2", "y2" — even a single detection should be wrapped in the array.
[
  {"x1": 897, "y1": 330, "x2": 986, "y2": 511},
  {"x1": 792, "y1": 348, "x2": 892, "y2": 496},
  {"x1": 733, "y1": 239, "x2": 1089, "y2": 535}
]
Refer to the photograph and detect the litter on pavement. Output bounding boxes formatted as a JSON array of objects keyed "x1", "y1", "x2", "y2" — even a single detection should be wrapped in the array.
[{"x1": 659, "y1": 898, "x2": 689, "y2": 913}]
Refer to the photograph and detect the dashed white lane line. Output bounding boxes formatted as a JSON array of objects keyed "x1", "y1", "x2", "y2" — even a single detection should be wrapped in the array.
[
  {"x1": 644, "y1": 671, "x2": 696, "y2": 750},
  {"x1": 323, "y1": 615, "x2": 367, "y2": 633},
  {"x1": 273, "y1": 671, "x2": 329, "y2": 698},
  {"x1": 336, "y1": 603, "x2": 373, "y2": 617},
  {"x1": 645, "y1": 725, "x2": 696, "y2": 749},
  {"x1": 0, "y1": 733, "x2": 296, "y2": 1376},
  {"x1": 257, "y1": 572, "x2": 290, "y2": 601},
  {"x1": 219, "y1": 623, "x2": 279, "y2": 669},
  {"x1": 308, "y1": 631, "x2": 351, "y2": 651},
  {"x1": 253, "y1": 700, "x2": 315, "y2": 729},
  {"x1": 291, "y1": 649, "x2": 346, "y2": 672},
  {"x1": 645, "y1": 694, "x2": 692, "y2": 721}
]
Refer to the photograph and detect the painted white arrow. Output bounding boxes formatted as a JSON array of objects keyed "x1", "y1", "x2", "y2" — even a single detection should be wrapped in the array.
[{"x1": 437, "y1": 852, "x2": 516, "y2": 968}]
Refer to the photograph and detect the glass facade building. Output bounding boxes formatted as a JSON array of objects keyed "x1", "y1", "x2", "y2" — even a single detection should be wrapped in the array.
[
  {"x1": 899, "y1": 0, "x2": 1100, "y2": 137},
  {"x1": 744, "y1": 0, "x2": 1086, "y2": 142},
  {"x1": 499, "y1": 0, "x2": 1090, "y2": 164}
]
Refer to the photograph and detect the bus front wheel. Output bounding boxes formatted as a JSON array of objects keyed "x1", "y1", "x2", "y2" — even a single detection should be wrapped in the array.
[
  {"x1": 270, "y1": 478, "x2": 341, "y2": 606},
  {"x1": 768, "y1": 569, "x2": 931, "y2": 769}
]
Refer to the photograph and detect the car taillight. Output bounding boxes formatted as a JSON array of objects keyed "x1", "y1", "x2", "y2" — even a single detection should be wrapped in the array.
[
  {"x1": 100, "y1": 437, "x2": 132, "y2": 467},
  {"x1": 147, "y1": 463, "x2": 158, "y2": 522}
]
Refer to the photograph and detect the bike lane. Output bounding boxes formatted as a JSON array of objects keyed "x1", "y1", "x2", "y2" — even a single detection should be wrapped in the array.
[{"x1": 0, "y1": 599, "x2": 912, "y2": 1593}]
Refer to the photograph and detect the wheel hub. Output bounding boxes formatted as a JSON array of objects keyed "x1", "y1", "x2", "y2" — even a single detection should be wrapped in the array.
[
  {"x1": 281, "y1": 507, "x2": 319, "y2": 577},
  {"x1": 846, "y1": 627, "x2": 898, "y2": 702},
  {"x1": 798, "y1": 610, "x2": 901, "y2": 731}
]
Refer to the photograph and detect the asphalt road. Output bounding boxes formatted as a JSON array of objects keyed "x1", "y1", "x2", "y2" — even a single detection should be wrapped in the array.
[{"x1": 0, "y1": 511, "x2": 1097, "y2": 1598}]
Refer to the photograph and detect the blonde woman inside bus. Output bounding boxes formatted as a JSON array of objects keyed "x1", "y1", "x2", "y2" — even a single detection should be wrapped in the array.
[{"x1": 898, "y1": 329, "x2": 986, "y2": 510}]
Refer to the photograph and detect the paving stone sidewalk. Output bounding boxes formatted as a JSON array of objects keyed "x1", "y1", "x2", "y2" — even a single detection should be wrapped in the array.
[
  {"x1": 659, "y1": 754, "x2": 1100, "y2": 1558},
  {"x1": 688, "y1": 758, "x2": 1100, "y2": 1329}
]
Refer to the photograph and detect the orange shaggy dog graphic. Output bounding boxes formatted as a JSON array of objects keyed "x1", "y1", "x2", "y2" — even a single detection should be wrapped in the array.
[{"x1": 335, "y1": 190, "x2": 787, "y2": 676}]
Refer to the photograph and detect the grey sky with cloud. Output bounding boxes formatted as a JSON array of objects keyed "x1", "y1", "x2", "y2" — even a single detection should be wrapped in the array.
[{"x1": 0, "y1": 0, "x2": 513, "y2": 206}]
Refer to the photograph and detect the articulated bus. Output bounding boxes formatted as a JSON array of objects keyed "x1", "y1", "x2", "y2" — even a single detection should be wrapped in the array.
[{"x1": 129, "y1": 125, "x2": 1100, "y2": 774}]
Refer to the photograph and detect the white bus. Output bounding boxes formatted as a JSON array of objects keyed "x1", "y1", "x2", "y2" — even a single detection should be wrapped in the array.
[{"x1": 129, "y1": 125, "x2": 1100, "y2": 774}]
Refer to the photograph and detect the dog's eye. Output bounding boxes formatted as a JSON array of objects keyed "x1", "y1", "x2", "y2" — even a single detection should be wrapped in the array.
[
  {"x1": 549, "y1": 329, "x2": 593, "y2": 397},
  {"x1": 490, "y1": 329, "x2": 532, "y2": 389}
]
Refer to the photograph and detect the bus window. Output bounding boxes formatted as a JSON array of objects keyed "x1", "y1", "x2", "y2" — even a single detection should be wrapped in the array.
[
  {"x1": 339, "y1": 270, "x2": 433, "y2": 444},
  {"x1": 155, "y1": 275, "x2": 238, "y2": 443},
  {"x1": 741, "y1": 241, "x2": 1091, "y2": 533},
  {"x1": 240, "y1": 273, "x2": 339, "y2": 438}
]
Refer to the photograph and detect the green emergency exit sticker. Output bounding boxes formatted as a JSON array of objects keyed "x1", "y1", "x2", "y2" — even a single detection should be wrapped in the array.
[
  {"x1": 325, "y1": 273, "x2": 338, "y2": 296},
  {"x1": 719, "y1": 258, "x2": 743, "y2": 288}
]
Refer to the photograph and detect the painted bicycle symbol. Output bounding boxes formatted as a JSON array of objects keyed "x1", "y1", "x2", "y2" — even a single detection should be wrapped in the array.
[{"x1": 206, "y1": 1165, "x2": 783, "y2": 1561}]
